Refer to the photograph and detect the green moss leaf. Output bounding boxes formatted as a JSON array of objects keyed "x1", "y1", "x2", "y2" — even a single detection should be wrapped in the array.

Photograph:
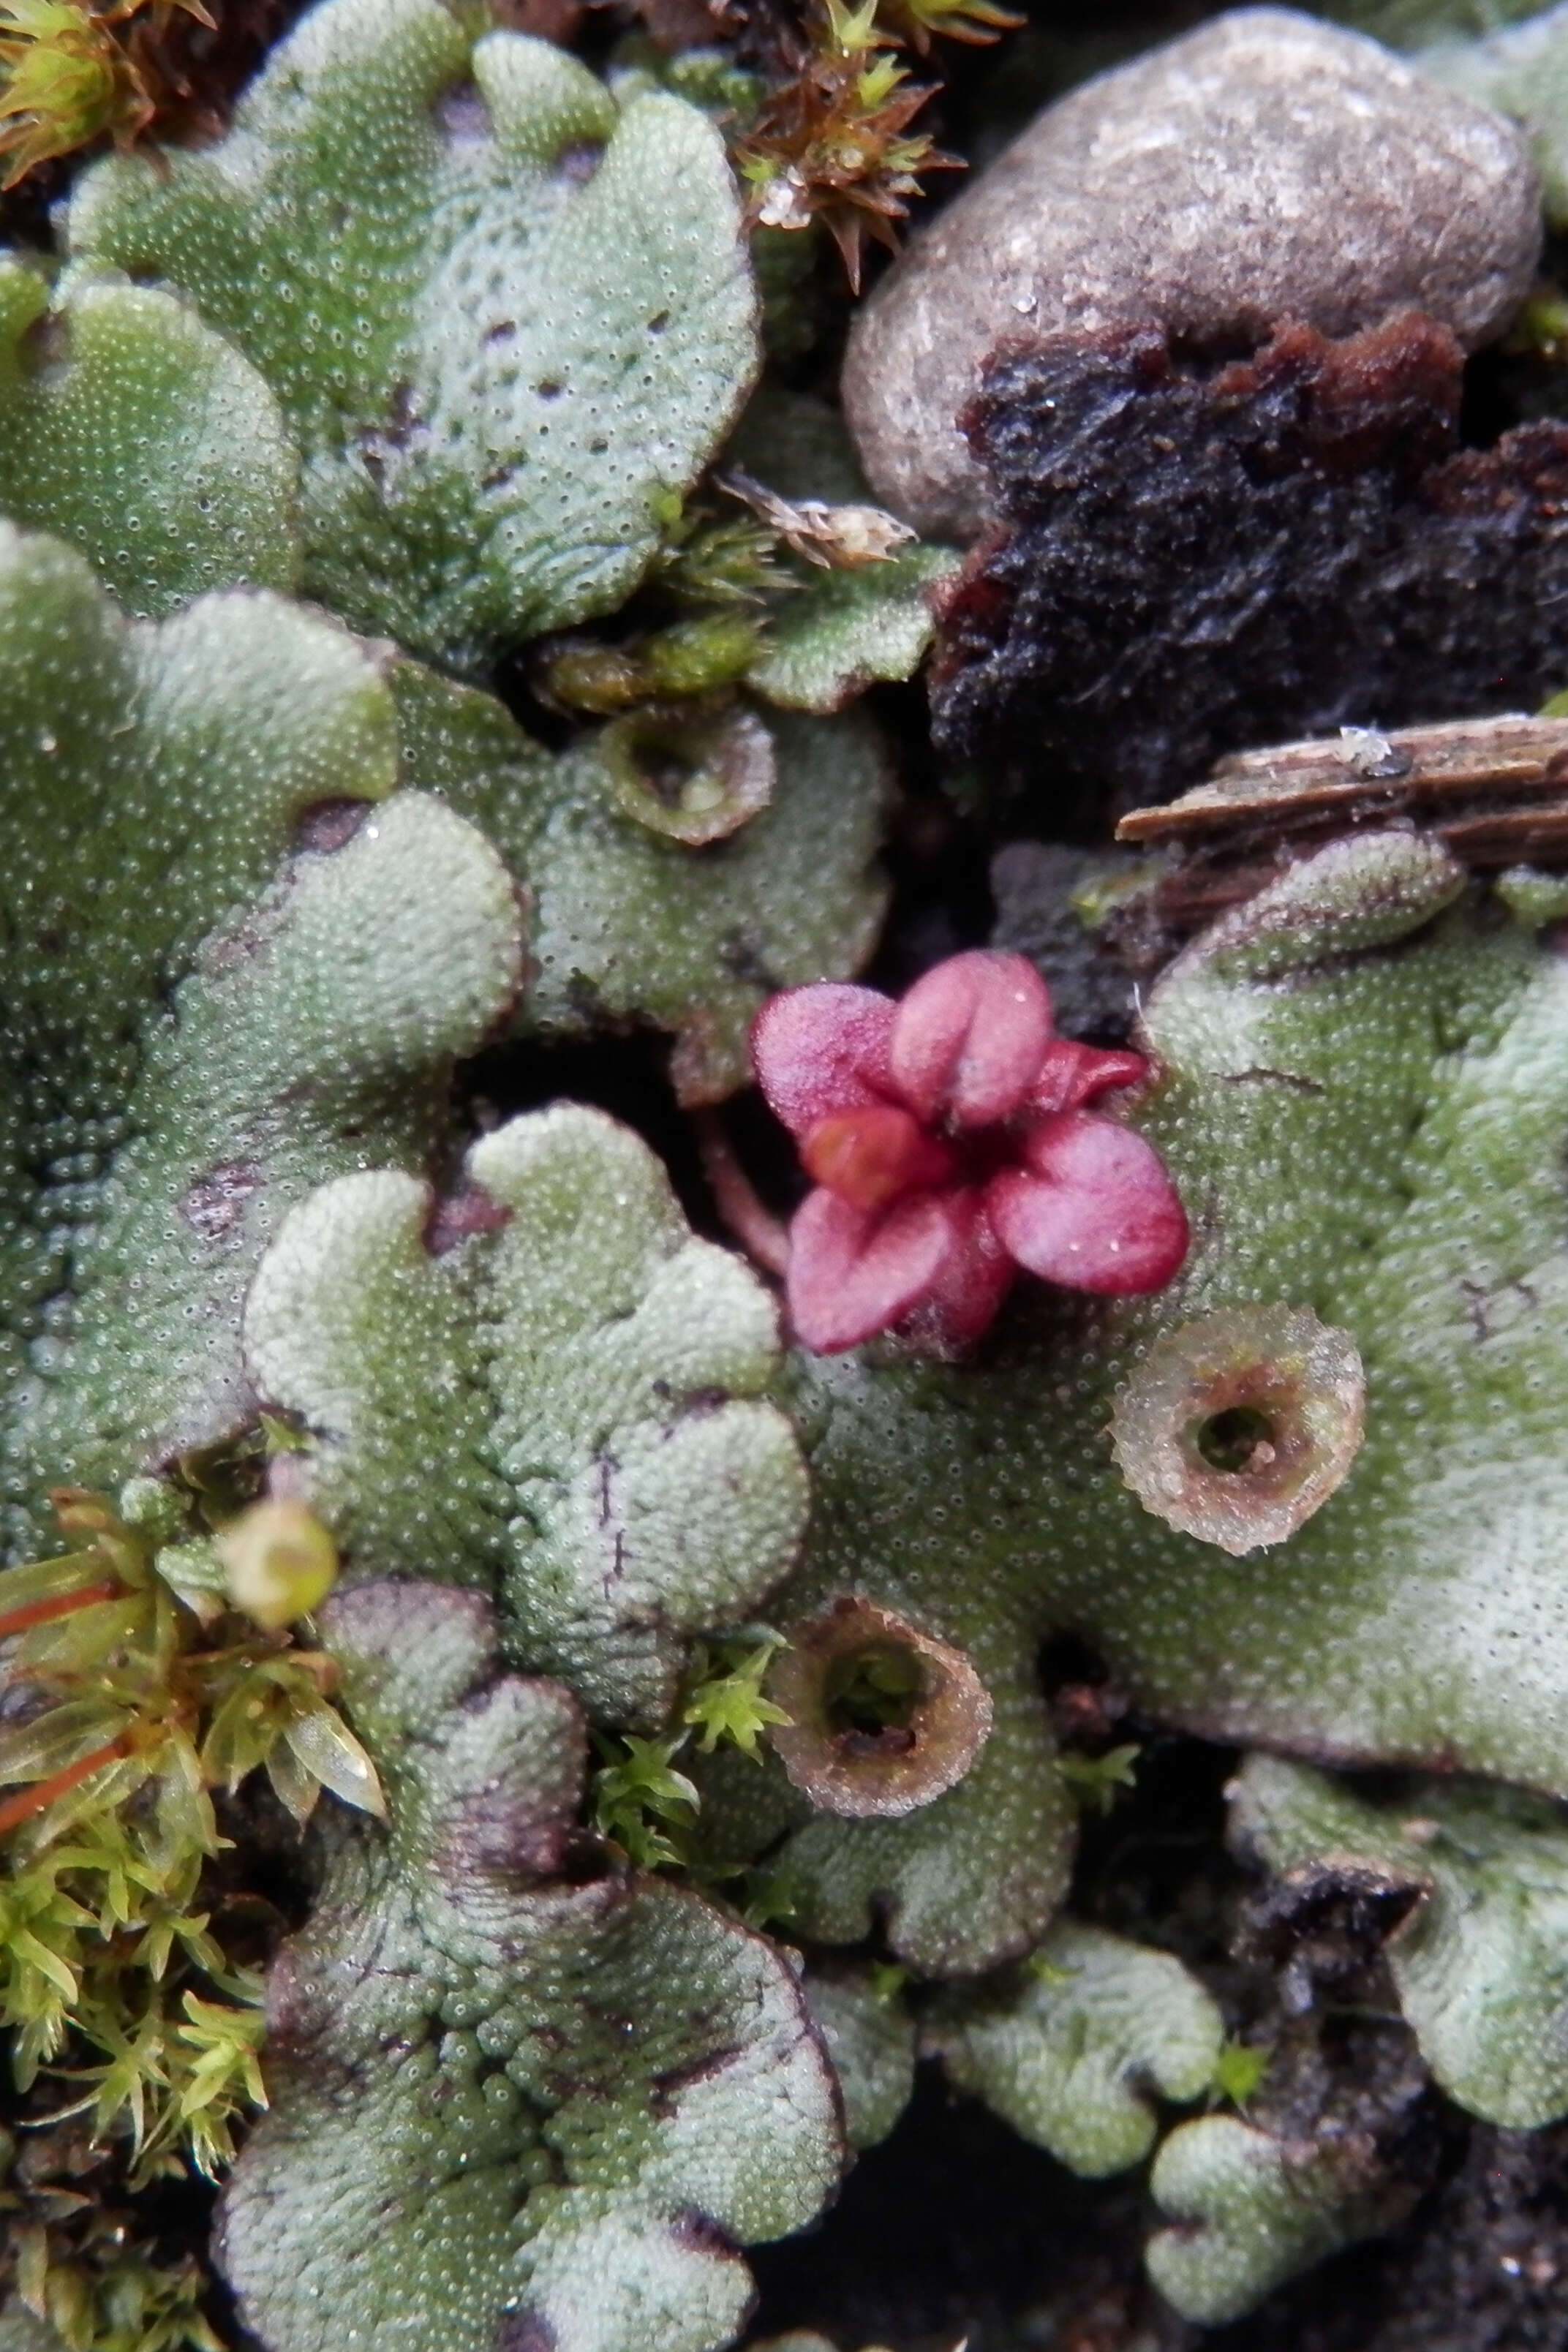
[
  {"x1": 1146, "y1": 2112, "x2": 1400, "y2": 2326},
  {"x1": 0, "y1": 257, "x2": 301, "y2": 618},
  {"x1": 0, "y1": 521, "x2": 524, "y2": 1548},
  {"x1": 924, "y1": 1920, "x2": 1224, "y2": 2175},
  {"x1": 67, "y1": 0, "x2": 758, "y2": 671},
  {"x1": 243, "y1": 1104, "x2": 809, "y2": 1726},
  {"x1": 747, "y1": 543, "x2": 958, "y2": 716},
  {"x1": 392, "y1": 659, "x2": 890, "y2": 1102},
  {"x1": 723, "y1": 387, "x2": 957, "y2": 713},
  {"x1": 799, "y1": 1962, "x2": 916, "y2": 2152},
  {"x1": 215, "y1": 1579, "x2": 843, "y2": 2352}
]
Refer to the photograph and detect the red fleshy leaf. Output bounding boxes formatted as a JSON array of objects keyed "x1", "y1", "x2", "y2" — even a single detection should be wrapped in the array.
[
  {"x1": 986, "y1": 1110, "x2": 1188, "y2": 1294},
  {"x1": 889, "y1": 951, "x2": 1051, "y2": 1130},
  {"x1": 785, "y1": 1184, "x2": 957, "y2": 1353},
  {"x1": 751, "y1": 984, "x2": 896, "y2": 1139},
  {"x1": 902, "y1": 1185, "x2": 1017, "y2": 1351},
  {"x1": 802, "y1": 1104, "x2": 957, "y2": 1212},
  {"x1": 1028, "y1": 1039, "x2": 1148, "y2": 1116}
]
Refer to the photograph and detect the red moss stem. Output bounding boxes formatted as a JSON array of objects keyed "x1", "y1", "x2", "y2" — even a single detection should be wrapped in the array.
[
  {"x1": 0, "y1": 1735, "x2": 131, "y2": 1838},
  {"x1": 0, "y1": 1577, "x2": 121, "y2": 1643}
]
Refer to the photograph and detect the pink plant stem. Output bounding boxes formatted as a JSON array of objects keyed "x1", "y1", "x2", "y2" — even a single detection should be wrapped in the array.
[{"x1": 694, "y1": 1108, "x2": 791, "y2": 1278}]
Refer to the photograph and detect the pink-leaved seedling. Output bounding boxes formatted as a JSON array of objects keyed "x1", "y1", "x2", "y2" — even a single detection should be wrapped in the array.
[{"x1": 750, "y1": 949, "x2": 1188, "y2": 1354}]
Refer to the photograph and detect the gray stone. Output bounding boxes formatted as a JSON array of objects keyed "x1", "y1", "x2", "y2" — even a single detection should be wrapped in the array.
[{"x1": 841, "y1": 7, "x2": 1542, "y2": 540}]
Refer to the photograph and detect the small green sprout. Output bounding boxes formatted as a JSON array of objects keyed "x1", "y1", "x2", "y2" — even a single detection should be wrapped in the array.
[
  {"x1": 1057, "y1": 1741, "x2": 1142, "y2": 1817},
  {"x1": 652, "y1": 502, "x2": 795, "y2": 610},
  {"x1": 38, "y1": 1967, "x2": 268, "y2": 2187},
  {"x1": 588, "y1": 1635, "x2": 794, "y2": 1874},
  {"x1": 1506, "y1": 289, "x2": 1568, "y2": 366},
  {"x1": 72, "y1": 2250, "x2": 225, "y2": 2352},
  {"x1": 171, "y1": 1986, "x2": 269, "y2": 2176},
  {"x1": 257, "y1": 1413, "x2": 314, "y2": 1458},
  {"x1": 590, "y1": 1734, "x2": 701, "y2": 1871},
  {"x1": 1210, "y1": 2037, "x2": 1271, "y2": 2112},
  {"x1": 528, "y1": 485, "x2": 796, "y2": 721},
  {"x1": 682, "y1": 1633, "x2": 794, "y2": 1756},
  {"x1": 15, "y1": 2223, "x2": 223, "y2": 2352}
]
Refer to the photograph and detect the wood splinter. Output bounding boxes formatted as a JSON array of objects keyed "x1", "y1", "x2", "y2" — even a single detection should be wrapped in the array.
[{"x1": 1116, "y1": 715, "x2": 1568, "y2": 928}]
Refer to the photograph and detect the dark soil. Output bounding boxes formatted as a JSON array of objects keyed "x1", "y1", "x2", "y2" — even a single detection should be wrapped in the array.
[
  {"x1": 749, "y1": 2084, "x2": 1568, "y2": 2352},
  {"x1": 748, "y1": 1732, "x2": 1566, "y2": 2352},
  {"x1": 932, "y1": 313, "x2": 1568, "y2": 823}
]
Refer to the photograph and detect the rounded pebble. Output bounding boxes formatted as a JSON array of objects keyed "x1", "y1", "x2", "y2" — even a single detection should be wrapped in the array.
[{"x1": 842, "y1": 7, "x2": 1542, "y2": 538}]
